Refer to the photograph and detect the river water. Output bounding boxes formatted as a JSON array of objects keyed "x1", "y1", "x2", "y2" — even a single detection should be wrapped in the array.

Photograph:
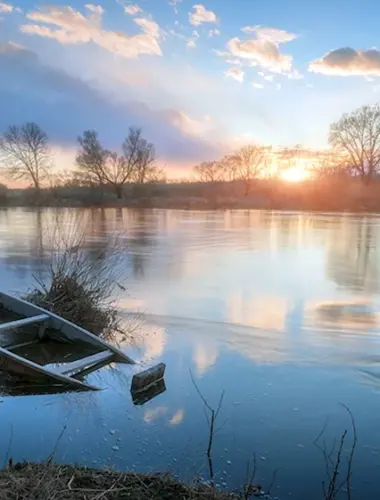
[{"x1": 0, "y1": 207, "x2": 380, "y2": 499}]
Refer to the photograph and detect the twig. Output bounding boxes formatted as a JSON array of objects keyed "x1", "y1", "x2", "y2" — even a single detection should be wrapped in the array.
[
  {"x1": 190, "y1": 370, "x2": 224, "y2": 485},
  {"x1": 46, "y1": 424, "x2": 68, "y2": 465},
  {"x1": 267, "y1": 467, "x2": 279, "y2": 496}
]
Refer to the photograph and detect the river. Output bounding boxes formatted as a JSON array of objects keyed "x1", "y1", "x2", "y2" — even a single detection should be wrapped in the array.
[{"x1": 0, "y1": 207, "x2": 380, "y2": 499}]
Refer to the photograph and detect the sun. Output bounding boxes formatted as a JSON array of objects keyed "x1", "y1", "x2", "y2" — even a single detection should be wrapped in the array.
[{"x1": 279, "y1": 166, "x2": 310, "y2": 183}]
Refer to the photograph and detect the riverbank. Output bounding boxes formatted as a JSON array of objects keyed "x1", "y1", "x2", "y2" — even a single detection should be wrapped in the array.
[
  {"x1": 2, "y1": 177, "x2": 380, "y2": 212},
  {"x1": 1, "y1": 462, "x2": 238, "y2": 499}
]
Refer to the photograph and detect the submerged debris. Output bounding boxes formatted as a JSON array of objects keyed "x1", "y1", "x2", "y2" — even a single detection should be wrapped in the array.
[{"x1": 0, "y1": 462, "x2": 238, "y2": 499}]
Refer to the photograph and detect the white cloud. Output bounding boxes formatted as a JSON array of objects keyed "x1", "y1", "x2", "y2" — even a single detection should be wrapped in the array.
[
  {"x1": 20, "y1": 5, "x2": 162, "y2": 58},
  {"x1": 242, "y1": 25, "x2": 298, "y2": 44},
  {"x1": 163, "y1": 110, "x2": 214, "y2": 137},
  {"x1": 225, "y1": 24, "x2": 297, "y2": 74},
  {"x1": 264, "y1": 75, "x2": 274, "y2": 81},
  {"x1": 85, "y1": 4, "x2": 103, "y2": 14},
  {"x1": 124, "y1": 4, "x2": 142, "y2": 15},
  {"x1": 208, "y1": 28, "x2": 220, "y2": 37},
  {"x1": 169, "y1": 0, "x2": 181, "y2": 14},
  {"x1": 0, "y1": 2, "x2": 12, "y2": 13},
  {"x1": 186, "y1": 29, "x2": 199, "y2": 48},
  {"x1": 253, "y1": 82, "x2": 264, "y2": 89},
  {"x1": 276, "y1": 82, "x2": 282, "y2": 90},
  {"x1": 227, "y1": 37, "x2": 292, "y2": 73},
  {"x1": 189, "y1": 4, "x2": 217, "y2": 26},
  {"x1": 288, "y1": 69, "x2": 304, "y2": 79},
  {"x1": 225, "y1": 67, "x2": 244, "y2": 83},
  {"x1": 226, "y1": 58, "x2": 241, "y2": 65},
  {"x1": 309, "y1": 47, "x2": 380, "y2": 76},
  {"x1": 134, "y1": 17, "x2": 160, "y2": 38},
  {"x1": 213, "y1": 49, "x2": 229, "y2": 57}
]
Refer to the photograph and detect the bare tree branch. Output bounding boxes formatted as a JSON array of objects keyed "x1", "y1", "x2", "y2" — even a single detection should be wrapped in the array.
[{"x1": 0, "y1": 123, "x2": 50, "y2": 188}]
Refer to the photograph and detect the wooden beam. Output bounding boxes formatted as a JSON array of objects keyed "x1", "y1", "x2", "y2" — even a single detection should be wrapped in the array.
[
  {"x1": 0, "y1": 314, "x2": 49, "y2": 332},
  {"x1": 52, "y1": 350, "x2": 114, "y2": 376}
]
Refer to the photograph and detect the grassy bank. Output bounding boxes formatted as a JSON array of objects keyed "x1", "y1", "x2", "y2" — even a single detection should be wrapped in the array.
[
  {"x1": 2, "y1": 177, "x2": 380, "y2": 212},
  {"x1": 0, "y1": 462, "x2": 238, "y2": 499}
]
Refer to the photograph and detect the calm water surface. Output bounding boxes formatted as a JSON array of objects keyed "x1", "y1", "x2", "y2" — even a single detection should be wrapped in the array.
[{"x1": 1, "y1": 208, "x2": 380, "y2": 499}]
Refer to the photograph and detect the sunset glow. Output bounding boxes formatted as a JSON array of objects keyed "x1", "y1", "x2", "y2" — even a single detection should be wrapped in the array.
[{"x1": 280, "y1": 166, "x2": 311, "y2": 182}]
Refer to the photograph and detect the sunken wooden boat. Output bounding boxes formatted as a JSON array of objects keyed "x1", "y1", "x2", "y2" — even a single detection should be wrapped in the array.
[{"x1": 0, "y1": 292, "x2": 135, "y2": 392}]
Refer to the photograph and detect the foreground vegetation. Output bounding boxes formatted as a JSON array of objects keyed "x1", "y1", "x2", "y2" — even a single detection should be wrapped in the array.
[{"x1": 0, "y1": 462, "x2": 237, "y2": 500}]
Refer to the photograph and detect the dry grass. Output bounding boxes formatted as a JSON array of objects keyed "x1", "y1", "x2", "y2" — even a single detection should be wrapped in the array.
[
  {"x1": 0, "y1": 462, "x2": 238, "y2": 500},
  {"x1": 23, "y1": 212, "x2": 133, "y2": 340}
]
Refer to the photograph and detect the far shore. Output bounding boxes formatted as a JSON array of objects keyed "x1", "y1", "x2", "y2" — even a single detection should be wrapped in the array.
[{"x1": 1, "y1": 177, "x2": 380, "y2": 213}]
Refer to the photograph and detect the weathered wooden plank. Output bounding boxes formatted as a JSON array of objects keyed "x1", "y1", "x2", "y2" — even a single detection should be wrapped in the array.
[
  {"x1": 0, "y1": 314, "x2": 49, "y2": 332},
  {"x1": 131, "y1": 362, "x2": 166, "y2": 393},
  {"x1": 0, "y1": 293, "x2": 134, "y2": 364},
  {"x1": 53, "y1": 350, "x2": 114, "y2": 376},
  {"x1": 131, "y1": 378, "x2": 166, "y2": 405}
]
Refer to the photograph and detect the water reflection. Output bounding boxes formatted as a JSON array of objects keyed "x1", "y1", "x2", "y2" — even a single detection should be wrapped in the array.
[{"x1": 3, "y1": 209, "x2": 380, "y2": 499}]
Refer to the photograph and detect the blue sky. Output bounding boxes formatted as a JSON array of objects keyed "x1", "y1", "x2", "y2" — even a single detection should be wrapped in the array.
[{"x1": 1, "y1": 0, "x2": 380, "y2": 173}]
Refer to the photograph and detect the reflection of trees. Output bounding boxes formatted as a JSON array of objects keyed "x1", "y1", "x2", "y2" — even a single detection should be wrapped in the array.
[
  {"x1": 1, "y1": 209, "x2": 46, "y2": 279},
  {"x1": 327, "y1": 217, "x2": 379, "y2": 292},
  {"x1": 126, "y1": 210, "x2": 157, "y2": 279}
]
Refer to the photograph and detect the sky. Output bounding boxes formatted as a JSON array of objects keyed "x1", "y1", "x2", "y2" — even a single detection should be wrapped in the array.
[{"x1": 1, "y1": 0, "x2": 380, "y2": 174}]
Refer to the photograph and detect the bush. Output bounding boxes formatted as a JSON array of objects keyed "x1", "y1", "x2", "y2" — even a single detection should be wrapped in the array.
[{"x1": 24, "y1": 212, "x2": 127, "y2": 339}]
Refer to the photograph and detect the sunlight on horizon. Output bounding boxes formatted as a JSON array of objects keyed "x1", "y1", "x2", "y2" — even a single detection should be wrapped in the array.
[{"x1": 279, "y1": 165, "x2": 311, "y2": 182}]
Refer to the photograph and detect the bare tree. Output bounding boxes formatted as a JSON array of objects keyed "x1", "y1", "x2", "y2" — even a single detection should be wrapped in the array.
[
  {"x1": 193, "y1": 161, "x2": 225, "y2": 182},
  {"x1": 220, "y1": 155, "x2": 238, "y2": 182},
  {"x1": 329, "y1": 104, "x2": 380, "y2": 182},
  {"x1": 0, "y1": 123, "x2": 50, "y2": 189},
  {"x1": 76, "y1": 130, "x2": 108, "y2": 187},
  {"x1": 231, "y1": 145, "x2": 271, "y2": 194},
  {"x1": 76, "y1": 129, "x2": 151, "y2": 198},
  {"x1": 125, "y1": 128, "x2": 157, "y2": 184}
]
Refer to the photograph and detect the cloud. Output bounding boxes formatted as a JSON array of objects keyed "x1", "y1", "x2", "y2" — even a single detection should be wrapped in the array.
[
  {"x1": 309, "y1": 47, "x2": 380, "y2": 76},
  {"x1": 225, "y1": 67, "x2": 244, "y2": 83},
  {"x1": 0, "y1": 2, "x2": 12, "y2": 13},
  {"x1": 225, "y1": 24, "x2": 297, "y2": 74},
  {"x1": 169, "y1": 409, "x2": 184, "y2": 425},
  {"x1": 213, "y1": 49, "x2": 229, "y2": 57},
  {"x1": 186, "y1": 30, "x2": 199, "y2": 48},
  {"x1": 287, "y1": 69, "x2": 304, "y2": 79},
  {"x1": 208, "y1": 28, "x2": 220, "y2": 37},
  {"x1": 0, "y1": 42, "x2": 218, "y2": 163},
  {"x1": 227, "y1": 37, "x2": 292, "y2": 73},
  {"x1": 253, "y1": 82, "x2": 264, "y2": 89},
  {"x1": 20, "y1": 5, "x2": 161, "y2": 59},
  {"x1": 169, "y1": 0, "x2": 181, "y2": 14},
  {"x1": 84, "y1": 4, "x2": 103, "y2": 15},
  {"x1": 124, "y1": 4, "x2": 142, "y2": 15},
  {"x1": 189, "y1": 4, "x2": 217, "y2": 26},
  {"x1": 242, "y1": 25, "x2": 298, "y2": 44}
]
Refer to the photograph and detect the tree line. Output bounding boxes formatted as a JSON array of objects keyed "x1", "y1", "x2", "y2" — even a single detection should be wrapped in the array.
[
  {"x1": 1, "y1": 103, "x2": 380, "y2": 196},
  {"x1": 192, "y1": 103, "x2": 380, "y2": 188},
  {"x1": 0, "y1": 126, "x2": 163, "y2": 198}
]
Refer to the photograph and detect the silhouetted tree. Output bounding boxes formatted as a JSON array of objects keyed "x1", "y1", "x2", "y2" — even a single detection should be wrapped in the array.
[
  {"x1": 0, "y1": 123, "x2": 50, "y2": 189},
  {"x1": 76, "y1": 128, "x2": 158, "y2": 197},
  {"x1": 193, "y1": 161, "x2": 225, "y2": 182},
  {"x1": 220, "y1": 155, "x2": 238, "y2": 181},
  {"x1": 76, "y1": 130, "x2": 108, "y2": 186},
  {"x1": 329, "y1": 104, "x2": 380, "y2": 182},
  {"x1": 231, "y1": 145, "x2": 271, "y2": 194},
  {"x1": 126, "y1": 128, "x2": 157, "y2": 184}
]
